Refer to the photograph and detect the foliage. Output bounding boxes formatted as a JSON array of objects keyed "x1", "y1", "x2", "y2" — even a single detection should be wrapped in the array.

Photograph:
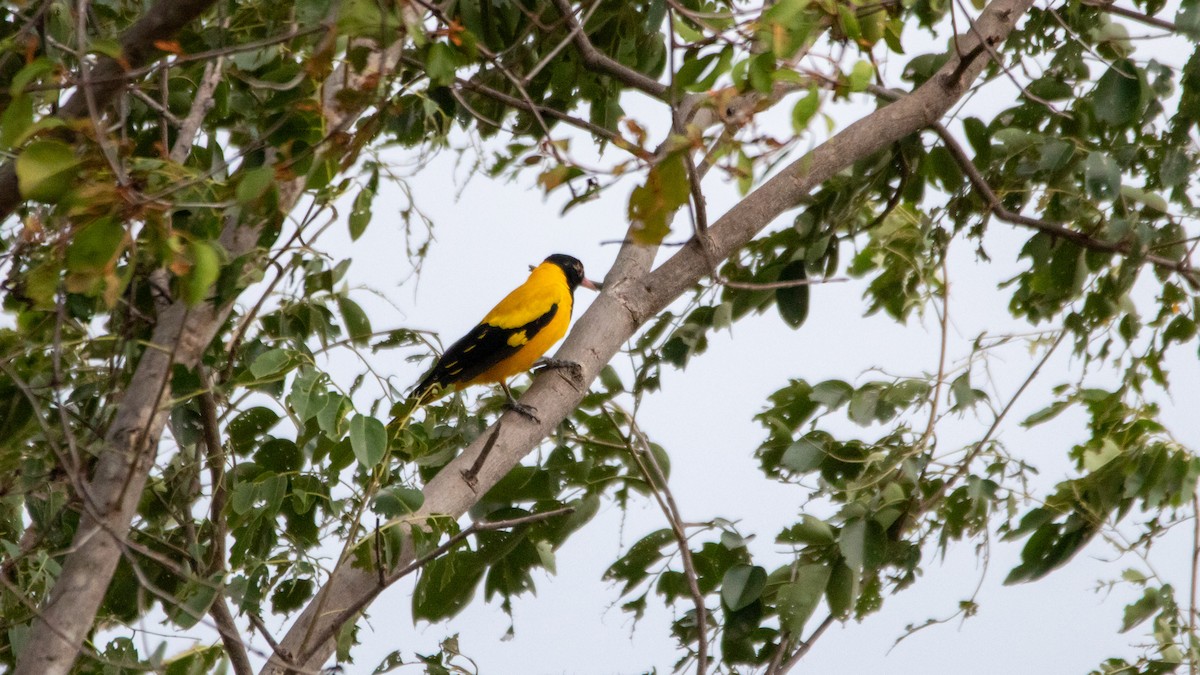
[{"x1": 0, "y1": 0, "x2": 1198, "y2": 673}]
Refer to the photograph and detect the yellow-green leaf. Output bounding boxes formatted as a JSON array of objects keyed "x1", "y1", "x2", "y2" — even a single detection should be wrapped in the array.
[
  {"x1": 182, "y1": 240, "x2": 222, "y2": 305},
  {"x1": 16, "y1": 139, "x2": 80, "y2": 202},
  {"x1": 629, "y1": 152, "x2": 690, "y2": 244},
  {"x1": 66, "y1": 218, "x2": 126, "y2": 274}
]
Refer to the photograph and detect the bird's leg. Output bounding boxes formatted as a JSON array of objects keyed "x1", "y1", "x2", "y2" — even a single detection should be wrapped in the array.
[
  {"x1": 535, "y1": 357, "x2": 584, "y2": 386},
  {"x1": 461, "y1": 424, "x2": 502, "y2": 490},
  {"x1": 501, "y1": 381, "x2": 540, "y2": 423}
]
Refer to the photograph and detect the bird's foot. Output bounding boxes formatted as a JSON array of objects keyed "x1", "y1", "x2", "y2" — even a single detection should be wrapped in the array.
[
  {"x1": 536, "y1": 357, "x2": 584, "y2": 386},
  {"x1": 503, "y1": 400, "x2": 541, "y2": 423}
]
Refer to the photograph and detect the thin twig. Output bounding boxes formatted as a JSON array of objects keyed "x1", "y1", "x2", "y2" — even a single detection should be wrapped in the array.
[
  {"x1": 717, "y1": 276, "x2": 849, "y2": 290},
  {"x1": 1082, "y1": 0, "x2": 1177, "y2": 30},
  {"x1": 129, "y1": 87, "x2": 182, "y2": 126},
  {"x1": 918, "y1": 329, "x2": 1067, "y2": 514},
  {"x1": 917, "y1": 254, "x2": 951, "y2": 449},
  {"x1": 607, "y1": 407, "x2": 708, "y2": 675},
  {"x1": 1191, "y1": 492, "x2": 1200, "y2": 675},
  {"x1": 248, "y1": 612, "x2": 306, "y2": 671},
  {"x1": 913, "y1": 109, "x2": 1200, "y2": 287},
  {"x1": 295, "y1": 507, "x2": 575, "y2": 665},
  {"x1": 776, "y1": 614, "x2": 836, "y2": 673}
]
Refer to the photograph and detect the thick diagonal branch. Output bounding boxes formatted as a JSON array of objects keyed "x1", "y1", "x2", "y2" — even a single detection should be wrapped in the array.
[{"x1": 263, "y1": 0, "x2": 1035, "y2": 670}]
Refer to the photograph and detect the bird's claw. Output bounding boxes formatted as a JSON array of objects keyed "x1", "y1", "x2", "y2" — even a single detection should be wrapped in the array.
[
  {"x1": 503, "y1": 401, "x2": 541, "y2": 423},
  {"x1": 536, "y1": 357, "x2": 584, "y2": 386}
]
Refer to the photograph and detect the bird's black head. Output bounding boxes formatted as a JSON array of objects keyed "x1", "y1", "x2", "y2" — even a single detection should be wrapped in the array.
[{"x1": 544, "y1": 254, "x2": 588, "y2": 291}]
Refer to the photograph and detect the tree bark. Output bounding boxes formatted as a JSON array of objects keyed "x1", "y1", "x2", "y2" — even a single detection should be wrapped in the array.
[{"x1": 262, "y1": 0, "x2": 1035, "y2": 670}]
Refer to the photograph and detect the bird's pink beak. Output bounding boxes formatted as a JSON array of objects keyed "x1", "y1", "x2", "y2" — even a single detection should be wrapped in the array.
[{"x1": 582, "y1": 278, "x2": 602, "y2": 291}]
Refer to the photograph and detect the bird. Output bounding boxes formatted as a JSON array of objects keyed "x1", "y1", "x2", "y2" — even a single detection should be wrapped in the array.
[{"x1": 410, "y1": 254, "x2": 600, "y2": 421}]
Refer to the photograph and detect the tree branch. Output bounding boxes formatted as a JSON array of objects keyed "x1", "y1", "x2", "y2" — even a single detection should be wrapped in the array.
[
  {"x1": 927, "y1": 118, "x2": 1199, "y2": 286},
  {"x1": 776, "y1": 614, "x2": 836, "y2": 674},
  {"x1": 194, "y1": 367, "x2": 252, "y2": 675},
  {"x1": 548, "y1": 0, "x2": 670, "y2": 100},
  {"x1": 0, "y1": 0, "x2": 219, "y2": 222},
  {"x1": 1082, "y1": 0, "x2": 1177, "y2": 30},
  {"x1": 170, "y1": 55, "x2": 225, "y2": 163}
]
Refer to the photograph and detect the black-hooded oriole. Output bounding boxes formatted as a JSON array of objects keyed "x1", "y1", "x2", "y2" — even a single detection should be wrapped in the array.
[{"x1": 411, "y1": 254, "x2": 599, "y2": 417}]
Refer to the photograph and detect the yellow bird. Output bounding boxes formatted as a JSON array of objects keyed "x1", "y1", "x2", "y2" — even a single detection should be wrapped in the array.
[{"x1": 411, "y1": 254, "x2": 600, "y2": 419}]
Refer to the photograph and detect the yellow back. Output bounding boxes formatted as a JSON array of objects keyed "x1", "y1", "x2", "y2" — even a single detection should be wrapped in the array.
[{"x1": 482, "y1": 261, "x2": 572, "y2": 329}]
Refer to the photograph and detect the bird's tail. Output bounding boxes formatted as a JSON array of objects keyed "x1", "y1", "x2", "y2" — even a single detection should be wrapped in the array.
[
  {"x1": 389, "y1": 370, "x2": 443, "y2": 438},
  {"x1": 407, "y1": 368, "x2": 445, "y2": 407}
]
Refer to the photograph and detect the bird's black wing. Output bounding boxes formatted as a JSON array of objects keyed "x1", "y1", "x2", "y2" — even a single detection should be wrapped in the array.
[{"x1": 411, "y1": 303, "x2": 558, "y2": 400}]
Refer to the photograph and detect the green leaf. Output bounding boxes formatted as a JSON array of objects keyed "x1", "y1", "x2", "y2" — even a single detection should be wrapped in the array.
[
  {"x1": 837, "y1": 518, "x2": 884, "y2": 573},
  {"x1": 228, "y1": 407, "x2": 281, "y2": 454},
  {"x1": 249, "y1": 348, "x2": 291, "y2": 380},
  {"x1": 837, "y1": 5, "x2": 861, "y2": 41},
  {"x1": 338, "y1": 0, "x2": 401, "y2": 36},
  {"x1": 8, "y1": 58, "x2": 57, "y2": 97},
  {"x1": 775, "y1": 260, "x2": 809, "y2": 328},
  {"x1": 628, "y1": 152, "x2": 690, "y2": 244},
  {"x1": 373, "y1": 650, "x2": 407, "y2": 674},
  {"x1": 1120, "y1": 589, "x2": 1161, "y2": 632},
  {"x1": 65, "y1": 217, "x2": 126, "y2": 274},
  {"x1": 271, "y1": 578, "x2": 314, "y2": 614},
  {"x1": 811, "y1": 380, "x2": 853, "y2": 409},
  {"x1": 1094, "y1": 60, "x2": 1143, "y2": 125},
  {"x1": 791, "y1": 85, "x2": 821, "y2": 134},
  {"x1": 1178, "y1": 0, "x2": 1200, "y2": 40},
  {"x1": 349, "y1": 187, "x2": 374, "y2": 240},
  {"x1": 337, "y1": 296, "x2": 372, "y2": 344},
  {"x1": 777, "y1": 564, "x2": 831, "y2": 633},
  {"x1": 413, "y1": 551, "x2": 484, "y2": 622},
  {"x1": 848, "y1": 60, "x2": 874, "y2": 92},
  {"x1": 1163, "y1": 315, "x2": 1197, "y2": 345},
  {"x1": 847, "y1": 386, "x2": 881, "y2": 426},
  {"x1": 781, "y1": 437, "x2": 824, "y2": 473},
  {"x1": 16, "y1": 139, "x2": 80, "y2": 202},
  {"x1": 0, "y1": 94, "x2": 33, "y2": 150},
  {"x1": 949, "y1": 373, "x2": 985, "y2": 411},
  {"x1": 350, "y1": 415, "x2": 386, "y2": 467},
  {"x1": 721, "y1": 564, "x2": 767, "y2": 611},
  {"x1": 1160, "y1": 150, "x2": 1190, "y2": 187},
  {"x1": 254, "y1": 438, "x2": 303, "y2": 473},
  {"x1": 426, "y1": 42, "x2": 460, "y2": 88},
  {"x1": 168, "y1": 577, "x2": 220, "y2": 629},
  {"x1": 181, "y1": 240, "x2": 222, "y2": 305},
  {"x1": 1022, "y1": 399, "x2": 1070, "y2": 427},
  {"x1": 778, "y1": 514, "x2": 836, "y2": 545},
  {"x1": 236, "y1": 165, "x2": 275, "y2": 204},
  {"x1": 749, "y1": 52, "x2": 775, "y2": 93},
  {"x1": 1083, "y1": 152, "x2": 1121, "y2": 200},
  {"x1": 536, "y1": 540, "x2": 557, "y2": 575},
  {"x1": 374, "y1": 486, "x2": 425, "y2": 517},
  {"x1": 825, "y1": 562, "x2": 857, "y2": 618}
]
